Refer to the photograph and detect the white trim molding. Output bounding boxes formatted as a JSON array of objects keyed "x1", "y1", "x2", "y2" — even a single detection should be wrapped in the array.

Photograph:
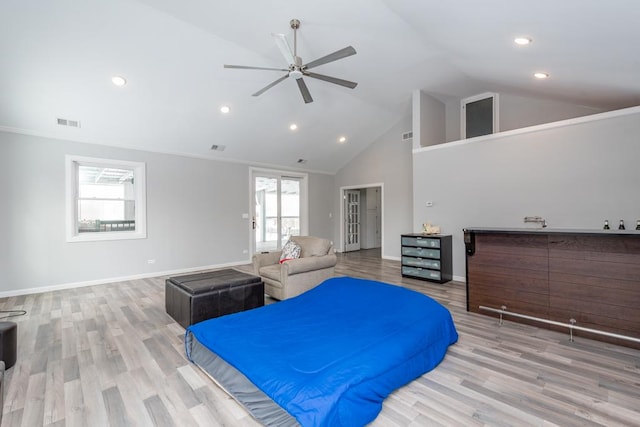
[{"x1": 0, "y1": 260, "x2": 251, "y2": 298}]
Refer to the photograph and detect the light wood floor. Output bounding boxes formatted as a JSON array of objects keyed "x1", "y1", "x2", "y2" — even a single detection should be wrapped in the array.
[{"x1": 2, "y1": 249, "x2": 639, "y2": 426}]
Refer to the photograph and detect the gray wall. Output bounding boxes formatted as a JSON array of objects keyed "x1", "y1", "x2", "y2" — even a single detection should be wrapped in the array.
[
  {"x1": 307, "y1": 172, "x2": 335, "y2": 240},
  {"x1": 0, "y1": 131, "x2": 333, "y2": 295},
  {"x1": 334, "y1": 112, "x2": 414, "y2": 259},
  {"x1": 413, "y1": 107, "x2": 640, "y2": 280},
  {"x1": 413, "y1": 90, "x2": 446, "y2": 148},
  {"x1": 1, "y1": 95, "x2": 622, "y2": 293},
  {"x1": 361, "y1": 187, "x2": 382, "y2": 249}
]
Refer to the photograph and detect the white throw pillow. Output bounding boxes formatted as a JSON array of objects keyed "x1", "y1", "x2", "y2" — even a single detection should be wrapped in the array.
[{"x1": 279, "y1": 240, "x2": 301, "y2": 264}]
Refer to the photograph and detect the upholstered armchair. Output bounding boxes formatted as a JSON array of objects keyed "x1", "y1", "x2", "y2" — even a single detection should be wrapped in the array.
[{"x1": 252, "y1": 236, "x2": 337, "y2": 300}]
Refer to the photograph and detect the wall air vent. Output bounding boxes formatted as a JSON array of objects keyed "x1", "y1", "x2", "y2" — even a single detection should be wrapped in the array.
[
  {"x1": 57, "y1": 117, "x2": 81, "y2": 128},
  {"x1": 210, "y1": 144, "x2": 226, "y2": 151},
  {"x1": 401, "y1": 131, "x2": 413, "y2": 141}
]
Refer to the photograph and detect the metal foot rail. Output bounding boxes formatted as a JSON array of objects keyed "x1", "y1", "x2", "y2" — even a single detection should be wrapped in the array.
[{"x1": 479, "y1": 305, "x2": 640, "y2": 344}]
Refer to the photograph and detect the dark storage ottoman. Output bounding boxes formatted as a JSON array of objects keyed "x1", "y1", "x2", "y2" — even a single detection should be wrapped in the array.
[{"x1": 165, "y1": 269, "x2": 264, "y2": 328}]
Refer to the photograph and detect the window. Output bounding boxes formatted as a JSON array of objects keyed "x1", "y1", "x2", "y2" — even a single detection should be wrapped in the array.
[
  {"x1": 461, "y1": 92, "x2": 499, "y2": 139},
  {"x1": 66, "y1": 155, "x2": 146, "y2": 242}
]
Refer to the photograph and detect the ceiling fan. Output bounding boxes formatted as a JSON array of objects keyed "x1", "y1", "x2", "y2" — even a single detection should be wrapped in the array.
[{"x1": 224, "y1": 19, "x2": 357, "y2": 104}]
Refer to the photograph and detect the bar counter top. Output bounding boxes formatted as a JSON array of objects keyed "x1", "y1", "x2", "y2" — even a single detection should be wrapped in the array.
[{"x1": 463, "y1": 227, "x2": 640, "y2": 236}]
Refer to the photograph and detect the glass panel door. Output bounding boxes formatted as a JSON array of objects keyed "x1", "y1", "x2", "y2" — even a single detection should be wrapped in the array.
[
  {"x1": 255, "y1": 176, "x2": 279, "y2": 252},
  {"x1": 280, "y1": 178, "x2": 300, "y2": 246},
  {"x1": 254, "y1": 174, "x2": 302, "y2": 253},
  {"x1": 344, "y1": 189, "x2": 361, "y2": 252}
]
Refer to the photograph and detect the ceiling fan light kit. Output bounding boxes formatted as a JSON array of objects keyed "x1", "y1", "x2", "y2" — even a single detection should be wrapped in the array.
[{"x1": 224, "y1": 18, "x2": 357, "y2": 104}]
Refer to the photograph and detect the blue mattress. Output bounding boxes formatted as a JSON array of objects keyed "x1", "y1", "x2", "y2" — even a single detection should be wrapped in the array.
[{"x1": 186, "y1": 276, "x2": 458, "y2": 427}]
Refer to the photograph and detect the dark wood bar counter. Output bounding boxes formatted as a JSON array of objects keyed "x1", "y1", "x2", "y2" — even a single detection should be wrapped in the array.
[{"x1": 464, "y1": 227, "x2": 640, "y2": 349}]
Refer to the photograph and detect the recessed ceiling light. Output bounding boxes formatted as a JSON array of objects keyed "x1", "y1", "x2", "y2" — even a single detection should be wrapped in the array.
[
  {"x1": 111, "y1": 76, "x2": 127, "y2": 86},
  {"x1": 289, "y1": 124, "x2": 298, "y2": 131},
  {"x1": 514, "y1": 37, "x2": 532, "y2": 45},
  {"x1": 220, "y1": 105, "x2": 230, "y2": 114},
  {"x1": 338, "y1": 136, "x2": 347, "y2": 143},
  {"x1": 534, "y1": 72, "x2": 549, "y2": 79}
]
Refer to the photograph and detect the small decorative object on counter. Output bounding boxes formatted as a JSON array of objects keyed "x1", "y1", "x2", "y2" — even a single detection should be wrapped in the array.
[
  {"x1": 422, "y1": 222, "x2": 441, "y2": 235},
  {"x1": 603, "y1": 220, "x2": 610, "y2": 230},
  {"x1": 619, "y1": 219, "x2": 625, "y2": 230},
  {"x1": 636, "y1": 220, "x2": 640, "y2": 230}
]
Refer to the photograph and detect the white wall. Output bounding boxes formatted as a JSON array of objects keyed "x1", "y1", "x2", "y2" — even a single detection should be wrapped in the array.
[
  {"x1": 334, "y1": 112, "x2": 414, "y2": 259},
  {"x1": 0, "y1": 131, "x2": 333, "y2": 295},
  {"x1": 413, "y1": 106, "x2": 640, "y2": 281}
]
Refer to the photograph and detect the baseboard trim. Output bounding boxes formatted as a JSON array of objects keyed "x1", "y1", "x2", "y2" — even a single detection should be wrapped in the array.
[
  {"x1": 0, "y1": 260, "x2": 251, "y2": 298},
  {"x1": 452, "y1": 275, "x2": 466, "y2": 283}
]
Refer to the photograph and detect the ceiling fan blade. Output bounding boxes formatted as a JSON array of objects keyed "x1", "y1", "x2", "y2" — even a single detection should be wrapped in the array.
[
  {"x1": 224, "y1": 64, "x2": 289, "y2": 72},
  {"x1": 295, "y1": 78, "x2": 313, "y2": 104},
  {"x1": 304, "y1": 71, "x2": 358, "y2": 89},
  {"x1": 303, "y1": 46, "x2": 357, "y2": 70},
  {"x1": 272, "y1": 33, "x2": 295, "y2": 65},
  {"x1": 252, "y1": 74, "x2": 290, "y2": 97}
]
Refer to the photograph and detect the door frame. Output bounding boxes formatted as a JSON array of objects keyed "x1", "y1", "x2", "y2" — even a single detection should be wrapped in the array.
[
  {"x1": 339, "y1": 183, "x2": 384, "y2": 254},
  {"x1": 250, "y1": 167, "x2": 309, "y2": 256}
]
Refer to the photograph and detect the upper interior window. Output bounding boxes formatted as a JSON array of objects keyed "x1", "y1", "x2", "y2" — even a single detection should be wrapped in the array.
[
  {"x1": 461, "y1": 92, "x2": 499, "y2": 139},
  {"x1": 66, "y1": 155, "x2": 146, "y2": 242}
]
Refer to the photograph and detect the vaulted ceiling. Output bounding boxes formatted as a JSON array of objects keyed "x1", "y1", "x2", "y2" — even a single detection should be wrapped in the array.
[{"x1": 1, "y1": 0, "x2": 639, "y2": 173}]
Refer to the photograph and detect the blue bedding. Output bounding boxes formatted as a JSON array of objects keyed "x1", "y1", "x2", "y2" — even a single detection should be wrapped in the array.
[{"x1": 186, "y1": 276, "x2": 458, "y2": 427}]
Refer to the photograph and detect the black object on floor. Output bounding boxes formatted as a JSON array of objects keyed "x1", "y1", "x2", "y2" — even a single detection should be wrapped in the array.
[
  {"x1": 166, "y1": 269, "x2": 264, "y2": 328},
  {"x1": 0, "y1": 322, "x2": 17, "y2": 369},
  {"x1": 0, "y1": 360, "x2": 4, "y2": 426}
]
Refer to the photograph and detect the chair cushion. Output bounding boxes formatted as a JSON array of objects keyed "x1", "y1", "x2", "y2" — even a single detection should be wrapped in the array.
[
  {"x1": 291, "y1": 236, "x2": 331, "y2": 257},
  {"x1": 259, "y1": 264, "x2": 282, "y2": 282}
]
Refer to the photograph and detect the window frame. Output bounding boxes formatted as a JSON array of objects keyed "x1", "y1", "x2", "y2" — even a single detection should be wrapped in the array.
[
  {"x1": 65, "y1": 155, "x2": 147, "y2": 242},
  {"x1": 461, "y1": 92, "x2": 499, "y2": 139}
]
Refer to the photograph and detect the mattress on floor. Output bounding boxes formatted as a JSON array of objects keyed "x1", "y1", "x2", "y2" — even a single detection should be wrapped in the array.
[{"x1": 185, "y1": 276, "x2": 458, "y2": 427}]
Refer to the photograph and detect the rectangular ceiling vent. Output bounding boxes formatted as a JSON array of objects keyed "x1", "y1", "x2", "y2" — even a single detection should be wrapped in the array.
[
  {"x1": 210, "y1": 144, "x2": 226, "y2": 151},
  {"x1": 401, "y1": 131, "x2": 413, "y2": 141},
  {"x1": 57, "y1": 117, "x2": 81, "y2": 128}
]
